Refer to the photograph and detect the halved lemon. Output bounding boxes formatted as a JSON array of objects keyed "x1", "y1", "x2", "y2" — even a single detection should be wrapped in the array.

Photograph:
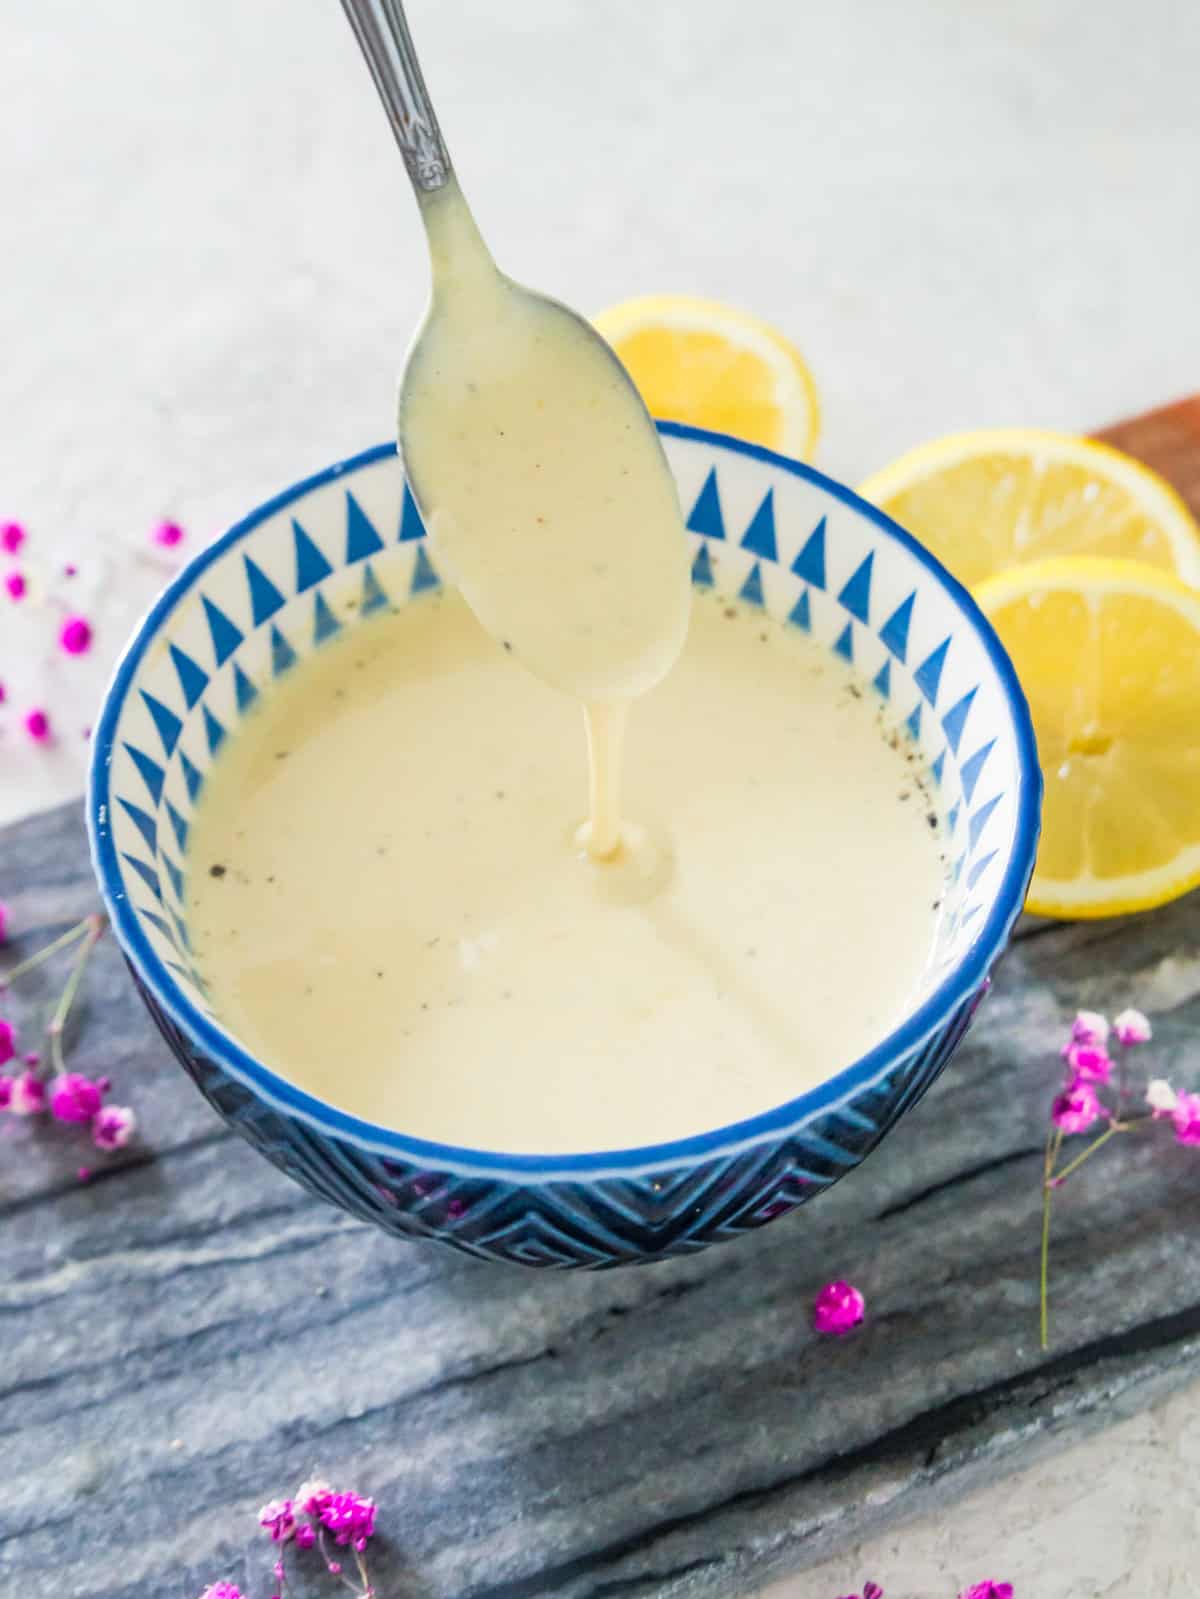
[
  {"x1": 974, "y1": 556, "x2": 1200, "y2": 918},
  {"x1": 859, "y1": 429, "x2": 1200, "y2": 590},
  {"x1": 592, "y1": 295, "x2": 820, "y2": 459}
]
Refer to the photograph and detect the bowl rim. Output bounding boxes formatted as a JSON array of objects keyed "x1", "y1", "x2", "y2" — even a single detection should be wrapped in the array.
[{"x1": 87, "y1": 423, "x2": 1041, "y2": 1180}]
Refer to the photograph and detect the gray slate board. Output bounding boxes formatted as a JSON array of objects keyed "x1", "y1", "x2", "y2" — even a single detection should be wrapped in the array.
[{"x1": 2, "y1": 800, "x2": 1199, "y2": 1599}]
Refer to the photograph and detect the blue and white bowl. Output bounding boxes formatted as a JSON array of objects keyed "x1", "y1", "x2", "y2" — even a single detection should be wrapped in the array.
[{"x1": 88, "y1": 426, "x2": 1040, "y2": 1268}]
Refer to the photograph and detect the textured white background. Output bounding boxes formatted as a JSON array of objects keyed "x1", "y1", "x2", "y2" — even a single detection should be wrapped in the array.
[{"x1": 3, "y1": 1, "x2": 1198, "y2": 1591}]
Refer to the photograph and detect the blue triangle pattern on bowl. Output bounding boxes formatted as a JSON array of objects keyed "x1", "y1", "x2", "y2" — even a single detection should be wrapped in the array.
[
  {"x1": 203, "y1": 596, "x2": 244, "y2": 666},
  {"x1": 838, "y1": 552, "x2": 874, "y2": 622},
  {"x1": 292, "y1": 518, "x2": 333, "y2": 592},
  {"x1": 124, "y1": 743, "x2": 165, "y2": 805},
  {"x1": 792, "y1": 517, "x2": 826, "y2": 588},
  {"x1": 879, "y1": 592, "x2": 914, "y2": 662},
  {"x1": 738, "y1": 561, "x2": 765, "y2": 607},
  {"x1": 345, "y1": 491, "x2": 385, "y2": 563},
  {"x1": 243, "y1": 555, "x2": 285, "y2": 625},
  {"x1": 686, "y1": 466, "x2": 725, "y2": 540},
  {"x1": 361, "y1": 562, "x2": 390, "y2": 615},
  {"x1": 741, "y1": 488, "x2": 777, "y2": 560},
  {"x1": 398, "y1": 483, "x2": 426, "y2": 542}
]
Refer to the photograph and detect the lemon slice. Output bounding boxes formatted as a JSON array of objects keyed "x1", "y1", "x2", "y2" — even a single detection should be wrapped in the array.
[
  {"x1": 593, "y1": 294, "x2": 820, "y2": 459},
  {"x1": 974, "y1": 556, "x2": 1200, "y2": 918},
  {"x1": 859, "y1": 429, "x2": 1200, "y2": 590}
]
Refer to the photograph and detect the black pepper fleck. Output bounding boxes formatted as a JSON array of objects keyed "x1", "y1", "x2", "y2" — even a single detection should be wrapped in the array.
[{"x1": 209, "y1": 864, "x2": 226, "y2": 879}]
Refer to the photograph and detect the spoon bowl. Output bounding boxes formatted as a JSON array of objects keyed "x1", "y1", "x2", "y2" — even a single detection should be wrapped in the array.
[{"x1": 399, "y1": 198, "x2": 691, "y2": 704}]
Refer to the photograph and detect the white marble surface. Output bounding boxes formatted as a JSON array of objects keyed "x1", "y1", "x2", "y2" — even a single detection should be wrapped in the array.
[{"x1": 2, "y1": 0, "x2": 1197, "y2": 1591}]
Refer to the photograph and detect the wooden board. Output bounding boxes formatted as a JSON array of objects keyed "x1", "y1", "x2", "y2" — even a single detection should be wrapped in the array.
[{"x1": 3, "y1": 400, "x2": 1200, "y2": 1599}]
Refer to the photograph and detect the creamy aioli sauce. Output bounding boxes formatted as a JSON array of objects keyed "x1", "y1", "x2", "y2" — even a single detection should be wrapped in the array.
[
  {"x1": 188, "y1": 589, "x2": 947, "y2": 1154},
  {"x1": 399, "y1": 181, "x2": 691, "y2": 855}
]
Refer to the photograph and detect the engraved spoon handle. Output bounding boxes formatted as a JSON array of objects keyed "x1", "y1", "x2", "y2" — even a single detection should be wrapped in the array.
[{"x1": 338, "y1": 0, "x2": 452, "y2": 193}]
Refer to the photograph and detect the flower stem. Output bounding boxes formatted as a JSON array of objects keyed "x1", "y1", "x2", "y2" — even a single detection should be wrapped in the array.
[
  {"x1": 1040, "y1": 1129, "x2": 1055, "y2": 1351},
  {"x1": 46, "y1": 914, "x2": 105, "y2": 1075},
  {"x1": 353, "y1": 1548, "x2": 375, "y2": 1598},
  {"x1": 319, "y1": 1530, "x2": 365, "y2": 1597},
  {"x1": 0, "y1": 917, "x2": 91, "y2": 986},
  {"x1": 1053, "y1": 1121, "x2": 1121, "y2": 1186},
  {"x1": 1039, "y1": 1114, "x2": 1140, "y2": 1349}
]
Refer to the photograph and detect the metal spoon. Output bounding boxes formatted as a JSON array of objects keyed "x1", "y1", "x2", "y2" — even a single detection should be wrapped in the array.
[{"x1": 336, "y1": 0, "x2": 691, "y2": 709}]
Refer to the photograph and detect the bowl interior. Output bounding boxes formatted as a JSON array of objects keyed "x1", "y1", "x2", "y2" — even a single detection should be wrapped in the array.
[{"x1": 89, "y1": 426, "x2": 1038, "y2": 1167}]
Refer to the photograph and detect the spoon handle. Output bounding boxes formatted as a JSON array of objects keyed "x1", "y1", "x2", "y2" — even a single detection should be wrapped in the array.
[{"x1": 338, "y1": 0, "x2": 452, "y2": 193}]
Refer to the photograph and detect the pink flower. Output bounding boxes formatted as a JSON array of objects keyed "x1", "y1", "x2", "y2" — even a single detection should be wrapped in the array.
[
  {"x1": 24, "y1": 708, "x2": 51, "y2": 743},
  {"x1": 92, "y1": 1104, "x2": 136, "y2": 1149},
  {"x1": 1171, "y1": 1092, "x2": 1200, "y2": 1148},
  {"x1": 0, "y1": 680, "x2": 5, "y2": 703},
  {"x1": 1062, "y1": 1042, "x2": 1113, "y2": 1086},
  {"x1": 9, "y1": 1070, "x2": 46, "y2": 1116},
  {"x1": 316, "y1": 1489, "x2": 376, "y2": 1550},
  {"x1": 959, "y1": 1585, "x2": 1013, "y2": 1599},
  {"x1": 5, "y1": 571, "x2": 26, "y2": 600},
  {"x1": 1146, "y1": 1079, "x2": 1177, "y2": 1117},
  {"x1": 1, "y1": 521, "x2": 25, "y2": 555},
  {"x1": 64, "y1": 562, "x2": 78, "y2": 577},
  {"x1": 296, "y1": 1478, "x2": 332, "y2": 1517},
  {"x1": 0, "y1": 901, "x2": 8, "y2": 942},
  {"x1": 294, "y1": 1523, "x2": 316, "y2": 1550},
  {"x1": 258, "y1": 1499, "x2": 296, "y2": 1543},
  {"x1": 153, "y1": 520, "x2": 185, "y2": 548},
  {"x1": 0, "y1": 1076, "x2": 12, "y2": 1109},
  {"x1": 1051, "y1": 1080, "x2": 1102, "y2": 1134},
  {"x1": 199, "y1": 1586, "x2": 244, "y2": 1599},
  {"x1": 1113, "y1": 1008, "x2": 1152, "y2": 1047},
  {"x1": 1067, "y1": 1010, "x2": 1109, "y2": 1048},
  {"x1": 0, "y1": 1017, "x2": 15, "y2": 1066},
  {"x1": 49, "y1": 1072, "x2": 107, "y2": 1123},
  {"x1": 863, "y1": 1586, "x2": 884, "y2": 1599},
  {"x1": 77, "y1": 1166, "x2": 92, "y2": 1182},
  {"x1": 59, "y1": 615, "x2": 93, "y2": 655},
  {"x1": 813, "y1": 1279, "x2": 866, "y2": 1336}
]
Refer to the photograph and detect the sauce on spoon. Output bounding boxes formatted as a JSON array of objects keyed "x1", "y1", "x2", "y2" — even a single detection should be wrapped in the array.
[{"x1": 400, "y1": 181, "x2": 691, "y2": 857}]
